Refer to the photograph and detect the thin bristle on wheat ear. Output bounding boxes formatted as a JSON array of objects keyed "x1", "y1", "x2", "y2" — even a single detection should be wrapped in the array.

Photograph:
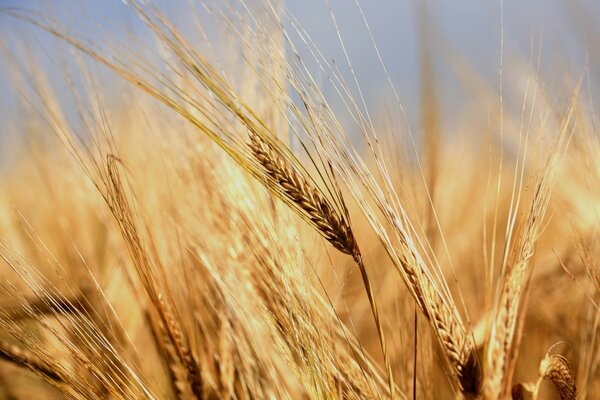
[
  {"x1": 248, "y1": 132, "x2": 356, "y2": 255},
  {"x1": 540, "y1": 354, "x2": 577, "y2": 400}
]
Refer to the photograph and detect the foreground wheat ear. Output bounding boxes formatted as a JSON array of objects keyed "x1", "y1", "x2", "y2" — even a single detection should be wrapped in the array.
[
  {"x1": 540, "y1": 354, "x2": 578, "y2": 400},
  {"x1": 248, "y1": 132, "x2": 356, "y2": 256},
  {"x1": 247, "y1": 129, "x2": 396, "y2": 396},
  {"x1": 510, "y1": 350, "x2": 578, "y2": 400}
]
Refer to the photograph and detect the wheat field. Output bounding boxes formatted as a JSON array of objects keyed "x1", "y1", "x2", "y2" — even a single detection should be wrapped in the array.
[{"x1": 0, "y1": 1, "x2": 597, "y2": 399}]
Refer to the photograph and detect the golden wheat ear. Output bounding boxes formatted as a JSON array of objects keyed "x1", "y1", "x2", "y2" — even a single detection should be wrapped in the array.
[
  {"x1": 0, "y1": 338, "x2": 64, "y2": 385},
  {"x1": 248, "y1": 132, "x2": 355, "y2": 255},
  {"x1": 539, "y1": 354, "x2": 578, "y2": 400},
  {"x1": 484, "y1": 84, "x2": 575, "y2": 398},
  {"x1": 247, "y1": 129, "x2": 397, "y2": 398},
  {"x1": 512, "y1": 350, "x2": 578, "y2": 400}
]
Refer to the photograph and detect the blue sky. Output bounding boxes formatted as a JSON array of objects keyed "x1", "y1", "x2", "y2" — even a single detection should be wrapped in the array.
[{"x1": 0, "y1": 0, "x2": 599, "y2": 142}]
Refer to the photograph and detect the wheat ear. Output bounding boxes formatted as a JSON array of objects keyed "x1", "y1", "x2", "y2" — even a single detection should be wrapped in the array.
[
  {"x1": 0, "y1": 338, "x2": 64, "y2": 384},
  {"x1": 383, "y1": 220, "x2": 480, "y2": 394},
  {"x1": 415, "y1": 261, "x2": 479, "y2": 394},
  {"x1": 540, "y1": 354, "x2": 577, "y2": 400},
  {"x1": 248, "y1": 132, "x2": 355, "y2": 254},
  {"x1": 105, "y1": 158, "x2": 204, "y2": 399},
  {"x1": 248, "y1": 131, "x2": 397, "y2": 398}
]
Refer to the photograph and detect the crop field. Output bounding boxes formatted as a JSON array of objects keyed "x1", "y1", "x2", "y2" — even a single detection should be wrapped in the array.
[{"x1": 0, "y1": 1, "x2": 598, "y2": 399}]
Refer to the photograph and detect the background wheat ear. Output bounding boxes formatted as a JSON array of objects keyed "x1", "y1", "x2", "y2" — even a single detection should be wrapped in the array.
[
  {"x1": 0, "y1": 338, "x2": 64, "y2": 385},
  {"x1": 540, "y1": 354, "x2": 578, "y2": 400}
]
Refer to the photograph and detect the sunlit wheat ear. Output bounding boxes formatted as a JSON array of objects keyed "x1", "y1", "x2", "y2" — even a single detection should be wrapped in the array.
[
  {"x1": 104, "y1": 157, "x2": 204, "y2": 399},
  {"x1": 484, "y1": 110, "x2": 572, "y2": 399},
  {"x1": 348, "y1": 194, "x2": 480, "y2": 394},
  {"x1": 398, "y1": 247, "x2": 480, "y2": 394},
  {"x1": 540, "y1": 354, "x2": 577, "y2": 400},
  {"x1": 248, "y1": 132, "x2": 356, "y2": 255},
  {"x1": 247, "y1": 131, "x2": 397, "y2": 398},
  {"x1": 0, "y1": 338, "x2": 64, "y2": 385}
]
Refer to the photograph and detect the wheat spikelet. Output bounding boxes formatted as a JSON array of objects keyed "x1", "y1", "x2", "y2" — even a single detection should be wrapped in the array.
[{"x1": 540, "y1": 354, "x2": 577, "y2": 400}]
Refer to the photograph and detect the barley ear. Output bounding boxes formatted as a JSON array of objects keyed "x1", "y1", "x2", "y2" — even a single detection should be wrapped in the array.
[
  {"x1": 248, "y1": 132, "x2": 356, "y2": 255},
  {"x1": 540, "y1": 354, "x2": 577, "y2": 400},
  {"x1": 0, "y1": 338, "x2": 64, "y2": 385},
  {"x1": 248, "y1": 131, "x2": 397, "y2": 398}
]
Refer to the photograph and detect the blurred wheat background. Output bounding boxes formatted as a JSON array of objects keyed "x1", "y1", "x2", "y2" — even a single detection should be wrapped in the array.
[{"x1": 0, "y1": 1, "x2": 599, "y2": 399}]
